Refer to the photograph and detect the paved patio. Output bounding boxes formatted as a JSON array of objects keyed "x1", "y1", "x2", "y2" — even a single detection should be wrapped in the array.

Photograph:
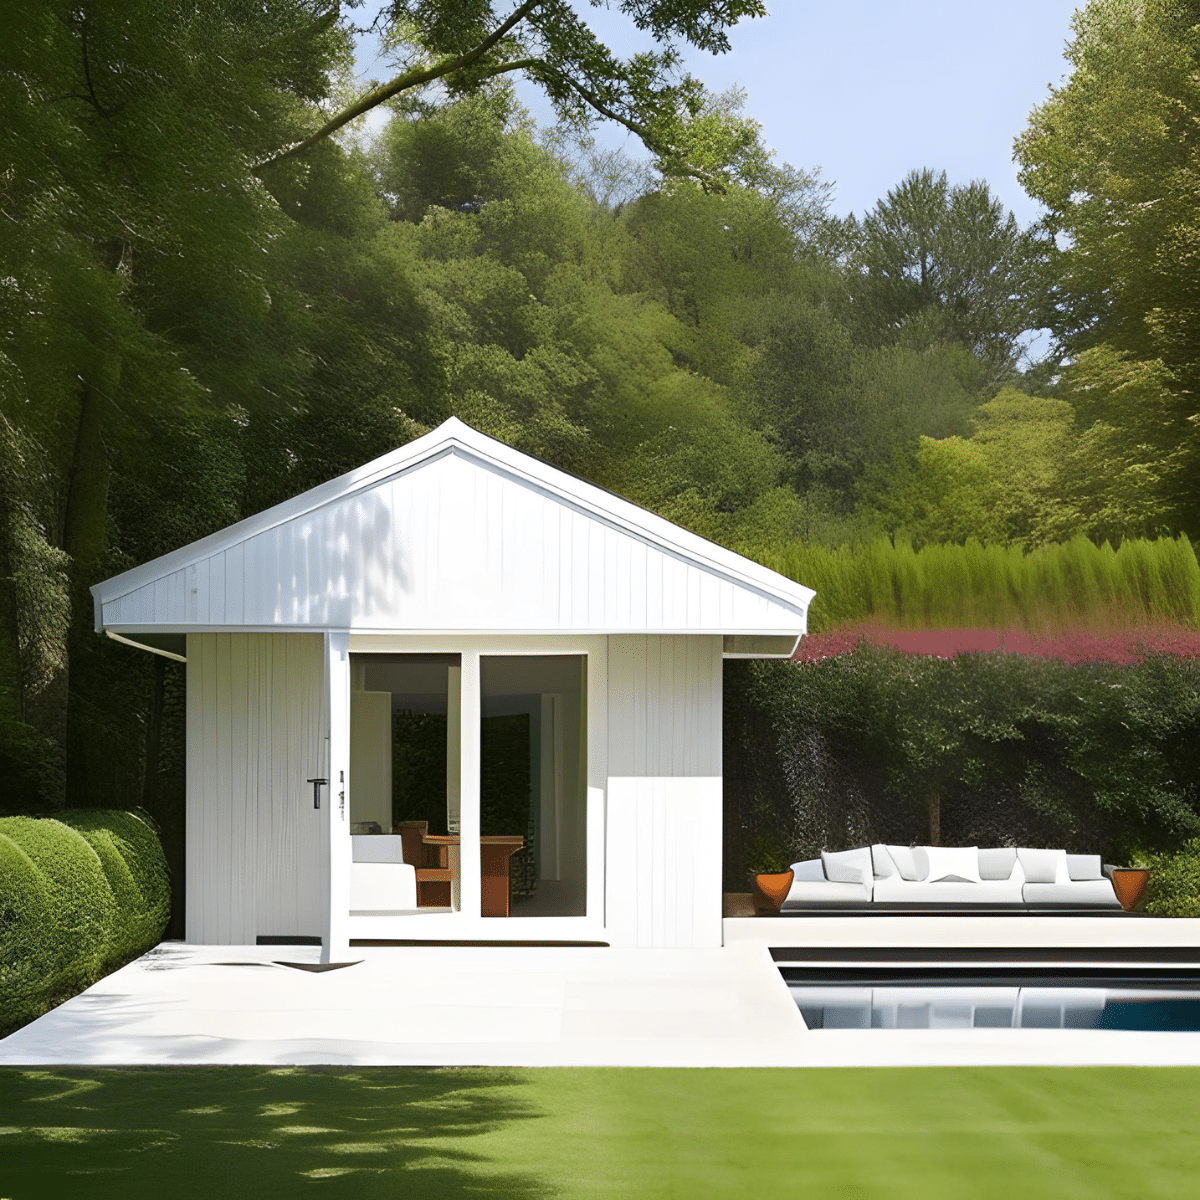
[{"x1": 4, "y1": 923, "x2": 1200, "y2": 1068}]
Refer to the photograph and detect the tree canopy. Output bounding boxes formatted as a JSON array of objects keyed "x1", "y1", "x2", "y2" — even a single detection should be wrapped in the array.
[
  {"x1": 1, "y1": 0, "x2": 1198, "y2": 844},
  {"x1": 1016, "y1": 0, "x2": 1200, "y2": 530}
]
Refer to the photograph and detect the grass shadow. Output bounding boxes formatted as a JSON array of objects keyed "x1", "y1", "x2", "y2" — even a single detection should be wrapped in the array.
[{"x1": 0, "y1": 1066, "x2": 549, "y2": 1198}]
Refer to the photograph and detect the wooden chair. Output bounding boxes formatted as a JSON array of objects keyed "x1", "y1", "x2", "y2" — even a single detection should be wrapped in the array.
[{"x1": 394, "y1": 820, "x2": 452, "y2": 907}]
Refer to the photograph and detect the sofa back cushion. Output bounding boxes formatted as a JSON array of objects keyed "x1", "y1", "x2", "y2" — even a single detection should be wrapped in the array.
[
  {"x1": 1066, "y1": 853, "x2": 1103, "y2": 881},
  {"x1": 822, "y1": 847, "x2": 873, "y2": 885},
  {"x1": 978, "y1": 847, "x2": 1018, "y2": 881},
  {"x1": 791, "y1": 858, "x2": 826, "y2": 882},
  {"x1": 886, "y1": 845, "x2": 930, "y2": 881},
  {"x1": 351, "y1": 834, "x2": 406, "y2": 864},
  {"x1": 924, "y1": 846, "x2": 982, "y2": 884},
  {"x1": 1018, "y1": 847, "x2": 1067, "y2": 884},
  {"x1": 871, "y1": 844, "x2": 897, "y2": 879}
]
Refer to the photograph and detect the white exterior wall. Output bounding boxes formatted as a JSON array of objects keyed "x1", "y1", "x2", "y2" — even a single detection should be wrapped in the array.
[
  {"x1": 98, "y1": 421, "x2": 810, "y2": 954},
  {"x1": 604, "y1": 636, "x2": 723, "y2": 947},
  {"x1": 185, "y1": 633, "x2": 324, "y2": 944}
]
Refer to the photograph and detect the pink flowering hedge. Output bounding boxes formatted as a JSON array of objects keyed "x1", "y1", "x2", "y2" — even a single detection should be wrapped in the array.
[{"x1": 793, "y1": 623, "x2": 1200, "y2": 666}]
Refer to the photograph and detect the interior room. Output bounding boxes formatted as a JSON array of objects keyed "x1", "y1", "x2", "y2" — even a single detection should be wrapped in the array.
[
  {"x1": 481, "y1": 654, "x2": 587, "y2": 919},
  {"x1": 348, "y1": 652, "x2": 586, "y2": 919}
]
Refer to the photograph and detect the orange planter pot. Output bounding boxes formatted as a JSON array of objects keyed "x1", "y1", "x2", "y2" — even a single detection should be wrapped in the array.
[
  {"x1": 1110, "y1": 868, "x2": 1151, "y2": 912},
  {"x1": 754, "y1": 869, "x2": 795, "y2": 914}
]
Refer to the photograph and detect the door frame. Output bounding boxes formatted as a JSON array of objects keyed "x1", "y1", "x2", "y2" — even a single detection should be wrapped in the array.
[{"x1": 343, "y1": 633, "x2": 608, "y2": 943}]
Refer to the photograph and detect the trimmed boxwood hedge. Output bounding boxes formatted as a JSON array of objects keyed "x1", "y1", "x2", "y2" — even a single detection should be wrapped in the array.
[{"x1": 0, "y1": 809, "x2": 169, "y2": 1037}]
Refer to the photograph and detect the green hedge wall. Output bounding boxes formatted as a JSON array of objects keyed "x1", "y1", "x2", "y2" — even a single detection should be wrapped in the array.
[
  {"x1": 763, "y1": 534, "x2": 1200, "y2": 634},
  {"x1": 1142, "y1": 840, "x2": 1200, "y2": 918},
  {"x1": 0, "y1": 809, "x2": 169, "y2": 1036},
  {"x1": 723, "y1": 648, "x2": 1200, "y2": 891}
]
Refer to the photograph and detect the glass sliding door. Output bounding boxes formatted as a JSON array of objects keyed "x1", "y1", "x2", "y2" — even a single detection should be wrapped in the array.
[
  {"x1": 479, "y1": 655, "x2": 586, "y2": 917},
  {"x1": 349, "y1": 653, "x2": 461, "y2": 910}
]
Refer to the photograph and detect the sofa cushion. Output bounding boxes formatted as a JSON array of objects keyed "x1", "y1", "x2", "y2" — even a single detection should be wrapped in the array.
[
  {"x1": 873, "y1": 877, "x2": 1023, "y2": 905},
  {"x1": 782, "y1": 879, "x2": 872, "y2": 907},
  {"x1": 977, "y1": 847, "x2": 1018, "y2": 881},
  {"x1": 1023, "y1": 879, "x2": 1120, "y2": 907},
  {"x1": 924, "y1": 846, "x2": 981, "y2": 884},
  {"x1": 1066, "y1": 853, "x2": 1103, "y2": 881},
  {"x1": 352, "y1": 833, "x2": 406, "y2": 864},
  {"x1": 1018, "y1": 848, "x2": 1067, "y2": 884},
  {"x1": 349, "y1": 861, "x2": 418, "y2": 910},
  {"x1": 791, "y1": 858, "x2": 825, "y2": 882},
  {"x1": 822, "y1": 847, "x2": 872, "y2": 885},
  {"x1": 871, "y1": 844, "x2": 897, "y2": 879},
  {"x1": 886, "y1": 845, "x2": 930, "y2": 881}
]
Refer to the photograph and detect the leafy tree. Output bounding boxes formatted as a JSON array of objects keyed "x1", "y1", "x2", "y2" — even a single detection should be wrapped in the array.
[
  {"x1": 264, "y1": 0, "x2": 768, "y2": 174},
  {"x1": 866, "y1": 389, "x2": 1075, "y2": 549},
  {"x1": 0, "y1": 0, "x2": 351, "y2": 804},
  {"x1": 862, "y1": 370, "x2": 1186, "y2": 551},
  {"x1": 1052, "y1": 346, "x2": 1188, "y2": 544},
  {"x1": 1016, "y1": 0, "x2": 1200, "y2": 531},
  {"x1": 651, "y1": 85, "x2": 833, "y2": 233},
  {"x1": 846, "y1": 168, "x2": 1036, "y2": 380}
]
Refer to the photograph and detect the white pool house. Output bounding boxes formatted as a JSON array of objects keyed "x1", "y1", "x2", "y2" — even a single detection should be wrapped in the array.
[{"x1": 92, "y1": 418, "x2": 813, "y2": 961}]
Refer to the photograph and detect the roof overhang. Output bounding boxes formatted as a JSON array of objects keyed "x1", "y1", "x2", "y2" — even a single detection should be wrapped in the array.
[{"x1": 92, "y1": 418, "x2": 816, "y2": 651}]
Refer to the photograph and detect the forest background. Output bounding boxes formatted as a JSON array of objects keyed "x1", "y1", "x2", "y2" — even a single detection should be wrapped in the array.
[{"x1": 3, "y1": 1, "x2": 1198, "y2": 915}]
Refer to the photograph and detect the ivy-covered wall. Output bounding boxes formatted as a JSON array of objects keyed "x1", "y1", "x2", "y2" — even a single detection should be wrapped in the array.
[{"x1": 723, "y1": 649, "x2": 1200, "y2": 891}]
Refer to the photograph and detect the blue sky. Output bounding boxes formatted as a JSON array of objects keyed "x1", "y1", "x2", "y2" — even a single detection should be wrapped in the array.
[{"x1": 351, "y1": 2, "x2": 1082, "y2": 227}]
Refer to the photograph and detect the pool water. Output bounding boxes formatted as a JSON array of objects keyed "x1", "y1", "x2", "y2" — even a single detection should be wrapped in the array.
[{"x1": 788, "y1": 984, "x2": 1200, "y2": 1031}]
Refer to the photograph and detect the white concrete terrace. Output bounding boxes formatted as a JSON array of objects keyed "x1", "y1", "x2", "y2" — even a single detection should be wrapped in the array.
[{"x1": 4, "y1": 917, "x2": 1200, "y2": 1070}]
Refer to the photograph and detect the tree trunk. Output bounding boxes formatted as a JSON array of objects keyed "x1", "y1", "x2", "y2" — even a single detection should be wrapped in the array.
[
  {"x1": 928, "y1": 791, "x2": 941, "y2": 847},
  {"x1": 30, "y1": 366, "x2": 118, "y2": 809},
  {"x1": 61, "y1": 372, "x2": 114, "y2": 569}
]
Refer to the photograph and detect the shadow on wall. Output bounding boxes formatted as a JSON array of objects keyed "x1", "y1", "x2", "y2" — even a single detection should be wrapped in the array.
[{"x1": 0, "y1": 1066, "x2": 547, "y2": 1199}]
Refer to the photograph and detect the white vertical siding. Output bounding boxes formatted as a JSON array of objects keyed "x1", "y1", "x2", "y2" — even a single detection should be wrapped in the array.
[
  {"x1": 185, "y1": 633, "x2": 324, "y2": 944},
  {"x1": 603, "y1": 636, "x2": 724, "y2": 947},
  {"x1": 100, "y1": 451, "x2": 808, "y2": 634},
  {"x1": 606, "y1": 636, "x2": 722, "y2": 776},
  {"x1": 605, "y1": 778, "x2": 722, "y2": 948}
]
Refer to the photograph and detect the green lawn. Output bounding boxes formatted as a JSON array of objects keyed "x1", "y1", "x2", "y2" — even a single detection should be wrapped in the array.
[{"x1": 1, "y1": 1066, "x2": 1197, "y2": 1197}]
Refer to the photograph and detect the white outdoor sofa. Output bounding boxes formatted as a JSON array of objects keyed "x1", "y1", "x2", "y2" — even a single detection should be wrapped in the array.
[
  {"x1": 783, "y1": 845, "x2": 1122, "y2": 910},
  {"x1": 350, "y1": 834, "x2": 418, "y2": 912}
]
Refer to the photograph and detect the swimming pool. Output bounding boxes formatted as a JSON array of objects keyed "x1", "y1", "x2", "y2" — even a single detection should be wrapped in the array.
[
  {"x1": 788, "y1": 983, "x2": 1200, "y2": 1030},
  {"x1": 776, "y1": 949, "x2": 1200, "y2": 1032}
]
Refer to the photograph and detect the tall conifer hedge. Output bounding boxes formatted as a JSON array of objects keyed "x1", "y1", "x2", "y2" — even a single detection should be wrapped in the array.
[{"x1": 766, "y1": 534, "x2": 1200, "y2": 634}]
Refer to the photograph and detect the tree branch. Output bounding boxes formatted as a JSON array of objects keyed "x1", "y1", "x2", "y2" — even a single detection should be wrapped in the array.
[
  {"x1": 66, "y1": 11, "x2": 111, "y2": 118},
  {"x1": 548, "y1": 70, "x2": 724, "y2": 191},
  {"x1": 254, "y1": 0, "x2": 543, "y2": 172},
  {"x1": 546, "y1": 71, "x2": 654, "y2": 145}
]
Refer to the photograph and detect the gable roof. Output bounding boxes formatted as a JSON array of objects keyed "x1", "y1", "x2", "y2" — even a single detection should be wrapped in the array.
[{"x1": 92, "y1": 417, "x2": 814, "y2": 639}]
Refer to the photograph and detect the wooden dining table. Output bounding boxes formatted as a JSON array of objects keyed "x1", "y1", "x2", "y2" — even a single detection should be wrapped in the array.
[{"x1": 421, "y1": 834, "x2": 525, "y2": 917}]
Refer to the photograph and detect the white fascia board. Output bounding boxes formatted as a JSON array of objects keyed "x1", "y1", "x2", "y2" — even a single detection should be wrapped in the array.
[
  {"x1": 91, "y1": 417, "x2": 815, "y2": 626},
  {"x1": 102, "y1": 624, "x2": 809, "y2": 639}
]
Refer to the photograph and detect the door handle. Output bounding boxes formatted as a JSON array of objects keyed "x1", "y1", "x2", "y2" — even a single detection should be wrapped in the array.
[{"x1": 306, "y1": 778, "x2": 327, "y2": 809}]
